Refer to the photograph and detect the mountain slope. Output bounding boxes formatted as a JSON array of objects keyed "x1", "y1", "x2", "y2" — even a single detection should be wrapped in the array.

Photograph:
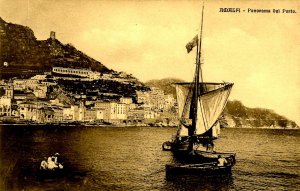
[
  {"x1": 145, "y1": 78, "x2": 183, "y2": 96},
  {"x1": 0, "y1": 17, "x2": 111, "y2": 79},
  {"x1": 0, "y1": 17, "x2": 149, "y2": 101},
  {"x1": 145, "y1": 78, "x2": 299, "y2": 128}
]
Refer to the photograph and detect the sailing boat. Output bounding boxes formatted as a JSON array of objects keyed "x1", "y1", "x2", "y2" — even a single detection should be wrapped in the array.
[{"x1": 163, "y1": 5, "x2": 236, "y2": 174}]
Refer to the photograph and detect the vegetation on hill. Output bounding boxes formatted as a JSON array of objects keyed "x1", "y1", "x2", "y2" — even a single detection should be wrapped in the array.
[
  {"x1": 0, "y1": 17, "x2": 110, "y2": 79},
  {"x1": 145, "y1": 78, "x2": 183, "y2": 97},
  {"x1": 56, "y1": 78, "x2": 149, "y2": 103},
  {"x1": 0, "y1": 17, "x2": 149, "y2": 101},
  {"x1": 224, "y1": 100, "x2": 298, "y2": 128}
]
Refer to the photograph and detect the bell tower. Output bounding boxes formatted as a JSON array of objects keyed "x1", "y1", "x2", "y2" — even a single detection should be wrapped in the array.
[{"x1": 50, "y1": 31, "x2": 56, "y2": 40}]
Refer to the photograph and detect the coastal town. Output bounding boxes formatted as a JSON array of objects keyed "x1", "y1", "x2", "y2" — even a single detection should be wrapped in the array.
[
  {"x1": 0, "y1": 24, "x2": 297, "y2": 129},
  {"x1": 1, "y1": 64, "x2": 298, "y2": 129},
  {"x1": 0, "y1": 66, "x2": 178, "y2": 126}
]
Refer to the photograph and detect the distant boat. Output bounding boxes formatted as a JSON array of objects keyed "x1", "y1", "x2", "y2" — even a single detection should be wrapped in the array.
[
  {"x1": 162, "y1": 4, "x2": 236, "y2": 174},
  {"x1": 38, "y1": 154, "x2": 65, "y2": 179}
]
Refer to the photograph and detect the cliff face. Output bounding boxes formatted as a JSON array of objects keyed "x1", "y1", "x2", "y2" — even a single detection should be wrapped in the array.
[
  {"x1": 223, "y1": 100, "x2": 298, "y2": 128},
  {"x1": 145, "y1": 78, "x2": 299, "y2": 128},
  {"x1": 0, "y1": 17, "x2": 110, "y2": 79}
]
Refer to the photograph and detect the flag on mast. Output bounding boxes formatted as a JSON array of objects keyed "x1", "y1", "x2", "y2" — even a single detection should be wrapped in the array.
[{"x1": 185, "y1": 35, "x2": 198, "y2": 53}]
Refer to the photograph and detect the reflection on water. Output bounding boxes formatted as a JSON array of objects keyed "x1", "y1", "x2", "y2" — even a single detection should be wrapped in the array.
[
  {"x1": 165, "y1": 174, "x2": 234, "y2": 191},
  {"x1": 1, "y1": 126, "x2": 300, "y2": 190}
]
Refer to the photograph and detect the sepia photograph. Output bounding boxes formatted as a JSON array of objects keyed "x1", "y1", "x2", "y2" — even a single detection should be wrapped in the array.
[{"x1": 0, "y1": 0, "x2": 299, "y2": 190}]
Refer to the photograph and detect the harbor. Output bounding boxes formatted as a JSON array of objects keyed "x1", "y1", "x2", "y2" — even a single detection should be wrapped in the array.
[
  {"x1": 1, "y1": 125, "x2": 299, "y2": 190},
  {"x1": 0, "y1": 1, "x2": 299, "y2": 190}
]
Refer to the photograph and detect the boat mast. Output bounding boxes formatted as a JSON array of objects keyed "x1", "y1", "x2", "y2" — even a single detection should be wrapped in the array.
[
  {"x1": 198, "y1": 4, "x2": 204, "y2": 83},
  {"x1": 189, "y1": 4, "x2": 205, "y2": 144}
]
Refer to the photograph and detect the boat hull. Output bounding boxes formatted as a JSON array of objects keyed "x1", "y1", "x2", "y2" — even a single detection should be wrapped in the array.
[
  {"x1": 173, "y1": 149, "x2": 236, "y2": 164},
  {"x1": 37, "y1": 168, "x2": 66, "y2": 180},
  {"x1": 163, "y1": 140, "x2": 236, "y2": 164},
  {"x1": 166, "y1": 163, "x2": 232, "y2": 175}
]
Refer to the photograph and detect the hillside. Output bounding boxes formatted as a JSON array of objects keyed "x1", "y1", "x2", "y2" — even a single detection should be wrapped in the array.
[
  {"x1": 0, "y1": 17, "x2": 111, "y2": 79},
  {"x1": 145, "y1": 78, "x2": 183, "y2": 96},
  {"x1": 145, "y1": 78, "x2": 299, "y2": 128},
  {"x1": 0, "y1": 17, "x2": 149, "y2": 101}
]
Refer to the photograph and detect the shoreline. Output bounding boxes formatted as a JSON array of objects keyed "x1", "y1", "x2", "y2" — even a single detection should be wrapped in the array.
[
  {"x1": 0, "y1": 123, "x2": 298, "y2": 129},
  {"x1": 225, "y1": 126, "x2": 299, "y2": 130},
  {"x1": 0, "y1": 122, "x2": 177, "y2": 128}
]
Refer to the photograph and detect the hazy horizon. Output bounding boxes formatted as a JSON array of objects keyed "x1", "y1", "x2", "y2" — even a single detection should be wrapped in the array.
[{"x1": 0, "y1": 0, "x2": 299, "y2": 124}]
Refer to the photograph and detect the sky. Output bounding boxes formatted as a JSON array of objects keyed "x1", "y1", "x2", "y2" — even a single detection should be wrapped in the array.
[{"x1": 0, "y1": 0, "x2": 299, "y2": 124}]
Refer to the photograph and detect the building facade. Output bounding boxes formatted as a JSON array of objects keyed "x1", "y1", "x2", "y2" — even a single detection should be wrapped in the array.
[{"x1": 52, "y1": 67, "x2": 100, "y2": 80}]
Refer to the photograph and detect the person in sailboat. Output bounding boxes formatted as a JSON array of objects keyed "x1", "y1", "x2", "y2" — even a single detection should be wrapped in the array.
[
  {"x1": 205, "y1": 141, "x2": 216, "y2": 153},
  {"x1": 47, "y1": 156, "x2": 58, "y2": 170},
  {"x1": 217, "y1": 155, "x2": 227, "y2": 166},
  {"x1": 188, "y1": 135, "x2": 199, "y2": 155}
]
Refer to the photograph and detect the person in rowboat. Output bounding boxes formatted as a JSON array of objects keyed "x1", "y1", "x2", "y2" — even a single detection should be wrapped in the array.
[
  {"x1": 40, "y1": 157, "x2": 48, "y2": 170},
  {"x1": 217, "y1": 155, "x2": 227, "y2": 166},
  {"x1": 47, "y1": 156, "x2": 58, "y2": 170},
  {"x1": 52, "y1": 153, "x2": 64, "y2": 169}
]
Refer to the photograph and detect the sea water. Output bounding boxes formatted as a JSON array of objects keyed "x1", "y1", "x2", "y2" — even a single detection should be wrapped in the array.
[{"x1": 1, "y1": 126, "x2": 299, "y2": 190}]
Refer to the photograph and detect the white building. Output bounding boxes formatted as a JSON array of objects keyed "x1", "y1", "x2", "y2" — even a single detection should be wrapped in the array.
[
  {"x1": 84, "y1": 109, "x2": 97, "y2": 122},
  {"x1": 0, "y1": 97, "x2": 11, "y2": 116},
  {"x1": 70, "y1": 105, "x2": 79, "y2": 121},
  {"x1": 63, "y1": 107, "x2": 73, "y2": 120},
  {"x1": 13, "y1": 79, "x2": 39, "y2": 90},
  {"x1": 94, "y1": 101, "x2": 110, "y2": 120},
  {"x1": 33, "y1": 84, "x2": 47, "y2": 98},
  {"x1": 52, "y1": 67, "x2": 100, "y2": 80},
  {"x1": 18, "y1": 101, "x2": 49, "y2": 121},
  {"x1": 18, "y1": 102, "x2": 38, "y2": 120},
  {"x1": 31, "y1": 75, "x2": 47, "y2": 80},
  {"x1": 96, "y1": 109, "x2": 104, "y2": 120},
  {"x1": 78, "y1": 106, "x2": 85, "y2": 121},
  {"x1": 120, "y1": 97, "x2": 133, "y2": 104},
  {"x1": 136, "y1": 91, "x2": 149, "y2": 104},
  {"x1": 109, "y1": 102, "x2": 126, "y2": 120},
  {"x1": 94, "y1": 101, "x2": 127, "y2": 121},
  {"x1": 144, "y1": 110, "x2": 156, "y2": 119}
]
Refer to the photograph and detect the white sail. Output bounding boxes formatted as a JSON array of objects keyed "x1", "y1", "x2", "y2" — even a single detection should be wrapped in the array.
[
  {"x1": 175, "y1": 83, "x2": 192, "y2": 137},
  {"x1": 175, "y1": 82, "x2": 232, "y2": 137},
  {"x1": 175, "y1": 83, "x2": 192, "y2": 119},
  {"x1": 212, "y1": 121, "x2": 221, "y2": 138}
]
